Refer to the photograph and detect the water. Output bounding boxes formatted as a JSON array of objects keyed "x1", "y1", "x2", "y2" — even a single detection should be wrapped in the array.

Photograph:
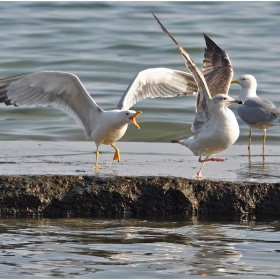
[
  {"x1": 0, "y1": 216, "x2": 279, "y2": 278},
  {"x1": 0, "y1": 2, "x2": 280, "y2": 143},
  {"x1": 1, "y1": 2, "x2": 280, "y2": 277}
]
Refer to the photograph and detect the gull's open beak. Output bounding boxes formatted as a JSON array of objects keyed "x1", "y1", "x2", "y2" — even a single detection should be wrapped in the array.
[
  {"x1": 129, "y1": 111, "x2": 142, "y2": 129},
  {"x1": 231, "y1": 79, "x2": 238, "y2": 84}
]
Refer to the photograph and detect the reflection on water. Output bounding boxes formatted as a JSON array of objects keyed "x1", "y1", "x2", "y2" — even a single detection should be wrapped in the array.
[
  {"x1": 248, "y1": 147, "x2": 266, "y2": 164},
  {"x1": 249, "y1": 154, "x2": 266, "y2": 169},
  {"x1": 0, "y1": 216, "x2": 280, "y2": 278},
  {"x1": 237, "y1": 153, "x2": 280, "y2": 182}
]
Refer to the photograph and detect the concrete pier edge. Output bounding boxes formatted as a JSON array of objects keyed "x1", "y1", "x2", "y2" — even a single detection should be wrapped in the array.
[
  {"x1": 1, "y1": 141, "x2": 280, "y2": 217},
  {"x1": 1, "y1": 175, "x2": 280, "y2": 217}
]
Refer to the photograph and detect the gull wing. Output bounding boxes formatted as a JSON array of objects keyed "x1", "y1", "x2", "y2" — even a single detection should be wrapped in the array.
[
  {"x1": 194, "y1": 34, "x2": 233, "y2": 111},
  {"x1": 203, "y1": 34, "x2": 233, "y2": 96},
  {"x1": 117, "y1": 68, "x2": 197, "y2": 110},
  {"x1": 0, "y1": 71, "x2": 103, "y2": 139},
  {"x1": 238, "y1": 97, "x2": 280, "y2": 125},
  {"x1": 152, "y1": 13, "x2": 212, "y2": 133}
]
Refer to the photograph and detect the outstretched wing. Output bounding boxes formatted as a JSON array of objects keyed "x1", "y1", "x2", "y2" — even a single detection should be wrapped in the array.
[
  {"x1": 152, "y1": 12, "x2": 212, "y2": 133},
  {"x1": 0, "y1": 71, "x2": 103, "y2": 138},
  {"x1": 195, "y1": 34, "x2": 233, "y2": 111},
  {"x1": 203, "y1": 34, "x2": 233, "y2": 96},
  {"x1": 117, "y1": 68, "x2": 197, "y2": 110}
]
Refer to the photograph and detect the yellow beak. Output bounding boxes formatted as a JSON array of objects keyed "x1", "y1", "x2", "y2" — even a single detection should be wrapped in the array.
[
  {"x1": 129, "y1": 111, "x2": 142, "y2": 129},
  {"x1": 231, "y1": 79, "x2": 238, "y2": 84}
]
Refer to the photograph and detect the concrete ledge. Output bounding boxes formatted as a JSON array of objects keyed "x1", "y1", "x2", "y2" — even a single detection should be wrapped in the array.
[
  {"x1": 1, "y1": 141, "x2": 280, "y2": 217},
  {"x1": 0, "y1": 175, "x2": 280, "y2": 216},
  {"x1": 1, "y1": 141, "x2": 280, "y2": 183}
]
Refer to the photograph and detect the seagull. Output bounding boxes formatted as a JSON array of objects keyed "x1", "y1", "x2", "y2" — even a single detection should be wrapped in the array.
[
  {"x1": 231, "y1": 74, "x2": 280, "y2": 154},
  {"x1": 0, "y1": 68, "x2": 198, "y2": 169},
  {"x1": 152, "y1": 13, "x2": 243, "y2": 178}
]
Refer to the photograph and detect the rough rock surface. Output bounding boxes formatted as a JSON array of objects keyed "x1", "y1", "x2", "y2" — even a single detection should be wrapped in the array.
[{"x1": 0, "y1": 175, "x2": 279, "y2": 217}]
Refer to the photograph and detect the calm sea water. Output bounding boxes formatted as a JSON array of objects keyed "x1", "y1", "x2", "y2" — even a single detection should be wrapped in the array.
[
  {"x1": 0, "y1": 216, "x2": 280, "y2": 278},
  {"x1": 0, "y1": 1, "x2": 280, "y2": 143},
  {"x1": 1, "y1": 2, "x2": 280, "y2": 278}
]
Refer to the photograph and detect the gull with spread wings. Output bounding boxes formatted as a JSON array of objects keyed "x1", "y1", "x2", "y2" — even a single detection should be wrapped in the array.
[
  {"x1": 0, "y1": 68, "x2": 197, "y2": 169},
  {"x1": 153, "y1": 13, "x2": 243, "y2": 178}
]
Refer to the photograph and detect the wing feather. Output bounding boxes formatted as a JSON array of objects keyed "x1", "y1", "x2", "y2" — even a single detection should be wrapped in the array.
[
  {"x1": 0, "y1": 71, "x2": 103, "y2": 138},
  {"x1": 203, "y1": 34, "x2": 233, "y2": 96},
  {"x1": 195, "y1": 34, "x2": 233, "y2": 112},
  {"x1": 117, "y1": 67, "x2": 197, "y2": 110},
  {"x1": 238, "y1": 97, "x2": 280, "y2": 124},
  {"x1": 152, "y1": 12, "x2": 212, "y2": 133}
]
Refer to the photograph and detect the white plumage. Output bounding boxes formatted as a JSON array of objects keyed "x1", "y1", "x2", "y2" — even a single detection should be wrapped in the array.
[
  {"x1": 0, "y1": 68, "x2": 196, "y2": 168},
  {"x1": 232, "y1": 74, "x2": 280, "y2": 154}
]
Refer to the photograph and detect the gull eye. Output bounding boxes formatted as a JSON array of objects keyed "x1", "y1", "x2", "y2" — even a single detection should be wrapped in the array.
[
  {"x1": 126, "y1": 113, "x2": 129, "y2": 115},
  {"x1": 242, "y1": 78, "x2": 246, "y2": 81},
  {"x1": 223, "y1": 97, "x2": 227, "y2": 100}
]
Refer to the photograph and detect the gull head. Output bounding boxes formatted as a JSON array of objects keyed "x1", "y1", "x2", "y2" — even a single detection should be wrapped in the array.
[
  {"x1": 231, "y1": 74, "x2": 257, "y2": 89},
  {"x1": 123, "y1": 110, "x2": 142, "y2": 129},
  {"x1": 211, "y1": 94, "x2": 243, "y2": 109}
]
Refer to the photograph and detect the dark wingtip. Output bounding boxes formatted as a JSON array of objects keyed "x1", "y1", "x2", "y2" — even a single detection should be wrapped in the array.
[
  {"x1": 204, "y1": 33, "x2": 215, "y2": 44},
  {"x1": 204, "y1": 33, "x2": 212, "y2": 44},
  {"x1": 171, "y1": 140, "x2": 178, "y2": 143},
  {"x1": 204, "y1": 33, "x2": 223, "y2": 52}
]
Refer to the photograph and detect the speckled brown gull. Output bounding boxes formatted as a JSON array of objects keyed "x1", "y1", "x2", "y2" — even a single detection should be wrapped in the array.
[{"x1": 152, "y1": 12, "x2": 243, "y2": 178}]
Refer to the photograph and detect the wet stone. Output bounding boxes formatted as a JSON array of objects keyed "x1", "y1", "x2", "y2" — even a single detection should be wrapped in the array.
[
  {"x1": 0, "y1": 141, "x2": 280, "y2": 217},
  {"x1": 0, "y1": 175, "x2": 280, "y2": 217}
]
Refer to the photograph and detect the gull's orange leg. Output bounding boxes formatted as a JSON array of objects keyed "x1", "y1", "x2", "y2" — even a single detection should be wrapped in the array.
[
  {"x1": 111, "y1": 143, "x2": 121, "y2": 162},
  {"x1": 93, "y1": 150, "x2": 100, "y2": 169},
  {"x1": 248, "y1": 129, "x2": 252, "y2": 154},
  {"x1": 262, "y1": 129, "x2": 266, "y2": 154}
]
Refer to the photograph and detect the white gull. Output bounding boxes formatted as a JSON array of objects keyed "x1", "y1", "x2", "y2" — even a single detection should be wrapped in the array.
[
  {"x1": 232, "y1": 74, "x2": 280, "y2": 154},
  {"x1": 0, "y1": 68, "x2": 197, "y2": 168}
]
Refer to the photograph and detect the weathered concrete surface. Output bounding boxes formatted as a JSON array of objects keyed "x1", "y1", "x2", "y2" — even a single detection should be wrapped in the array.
[
  {"x1": 1, "y1": 141, "x2": 280, "y2": 216},
  {"x1": 0, "y1": 175, "x2": 280, "y2": 216},
  {"x1": 1, "y1": 141, "x2": 280, "y2": 183}
]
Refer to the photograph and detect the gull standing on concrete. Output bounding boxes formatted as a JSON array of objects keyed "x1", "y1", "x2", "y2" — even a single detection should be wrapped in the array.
[
  {"x1": 232, "y1": 74, "x2": 280, "y2": 154},
  {"x1": 0, "y1": 68, "x2": 197, "y2": 169},
  {"x1": 153, "y1": 13, "x2": 243, "y2": 178}
]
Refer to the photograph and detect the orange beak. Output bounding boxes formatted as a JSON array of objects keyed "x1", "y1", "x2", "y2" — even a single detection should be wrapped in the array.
[{"x1": 129, "y1": 111, "x2": 142, "y2": 129}]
